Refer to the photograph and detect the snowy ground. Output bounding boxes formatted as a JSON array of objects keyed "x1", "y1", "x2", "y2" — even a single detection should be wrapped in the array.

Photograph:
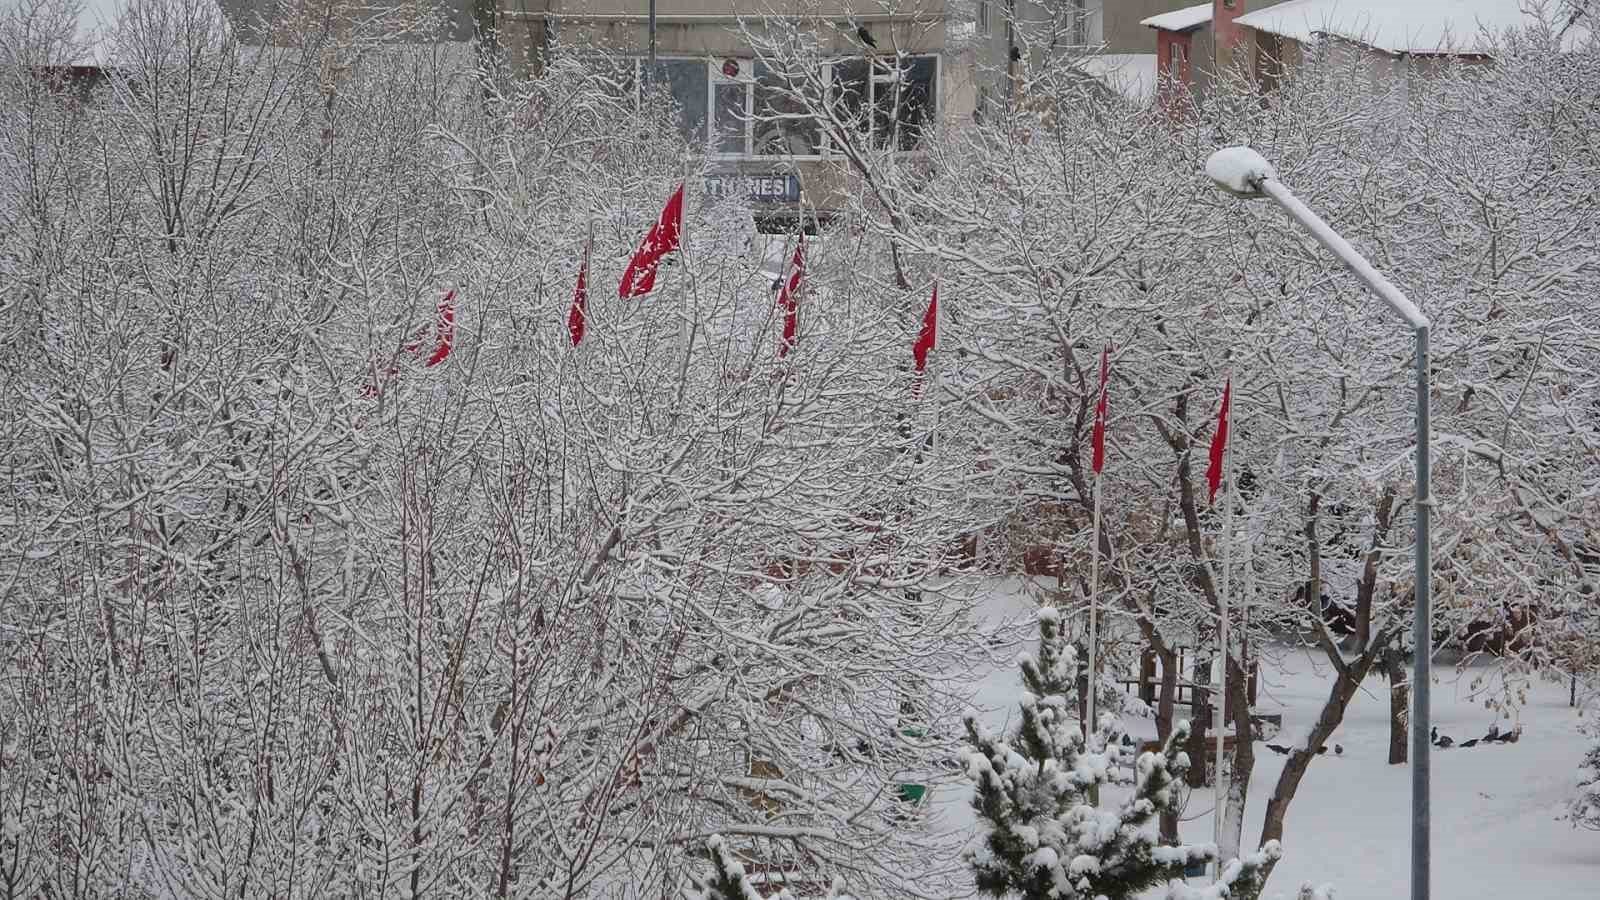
[{"x1": 933, "y1": 578, "x2": 1598, "y2": 899}]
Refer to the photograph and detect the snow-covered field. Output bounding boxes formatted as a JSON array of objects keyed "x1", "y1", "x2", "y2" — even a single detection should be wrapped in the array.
[{"x1": 937, "y1": 578, "x2": 1597, "y2": 899}]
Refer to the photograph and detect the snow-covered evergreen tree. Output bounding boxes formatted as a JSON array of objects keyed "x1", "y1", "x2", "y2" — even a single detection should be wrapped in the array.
[
  {"x1": 686, "y1": 835, "x2": 783, "y2": 900},
  {"x1": 963, "y1": 608, "x2": 1284, "y2": 900},
  {"x1": 962, "y1": 607, "x2": 1207, "y2": 898},
  {"x1": 1570, "y1": 720, "x2": 1600, "y2": 830}
]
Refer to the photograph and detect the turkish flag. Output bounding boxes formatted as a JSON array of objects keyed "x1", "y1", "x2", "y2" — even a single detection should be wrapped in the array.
[
  {"x1": 1091, "y1": 344, "x2": 1110, "y2": 475},
  {"x1": 619, "y1": 184, "x2": 684, "y2": 298},
  {"x1": 913, "y1": 284, "x2": 937, "y2": 372},
  {"x1": 403, "y1": 290, "x2": 455, "y2": 366},
  {"x1": 777, "y1": 237, "x2": 804, "y2": 357},
  {"x1": 568, "y1": 255, "x2": 589, "y2": 347},
  {"x1": 1206, "y1": 379, "x2": 1231, "y2": 504}
]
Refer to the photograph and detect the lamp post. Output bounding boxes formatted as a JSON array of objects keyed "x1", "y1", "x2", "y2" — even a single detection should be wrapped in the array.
[
  {"x1": 644, "y1": 0, "x2": 658, "y2": 87},
  {"x1": 1204, "y1": 147, "x2": 1432, "y2": 900}
]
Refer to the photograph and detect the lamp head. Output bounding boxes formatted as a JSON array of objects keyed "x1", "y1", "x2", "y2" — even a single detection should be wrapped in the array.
[{"x1": 1206, "y1": 146, "x2": 1276, "y2": 199}]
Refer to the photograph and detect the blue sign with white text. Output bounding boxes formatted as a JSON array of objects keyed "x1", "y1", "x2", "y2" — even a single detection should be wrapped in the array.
[{"x1": 704, "y1": 173, "x2": 801, "y2": 203}]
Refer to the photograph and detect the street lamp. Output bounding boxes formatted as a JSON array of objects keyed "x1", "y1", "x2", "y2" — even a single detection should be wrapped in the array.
[{"x1": 1204, "y1": 147, "x2": 1433, "y2": 900}]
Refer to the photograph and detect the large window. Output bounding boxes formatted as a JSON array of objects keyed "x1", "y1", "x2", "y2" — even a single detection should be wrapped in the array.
[{"x1": 574, "y1": 55, "x2": 938, "y2": 158}]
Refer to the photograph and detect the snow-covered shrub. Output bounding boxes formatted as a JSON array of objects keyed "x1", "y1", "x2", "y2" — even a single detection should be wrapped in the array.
[
  {"x1": 1570, "y1": 720, "x2": 1600, "y2": 830},
  {"x1": 685, "y1": 836, "x2": 855, "y2": 900}
]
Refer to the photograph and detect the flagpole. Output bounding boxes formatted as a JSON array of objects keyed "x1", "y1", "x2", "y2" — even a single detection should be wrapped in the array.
[
  {"x1": 932, "y1": 275, "x2": 942, "y2": 451},
  {"x1": 681, "y1": 154, "x2": 692, "y2": 361},
  {"x1": 1088, "y1": 468, "x2": 1101, "y2": 744},
  {"x1": 1215, "y1": 375, "x2": 1234, "y2": 872},
  {"x1": 1087, "y1": 345, "x2": 1109, "y2": 760}
]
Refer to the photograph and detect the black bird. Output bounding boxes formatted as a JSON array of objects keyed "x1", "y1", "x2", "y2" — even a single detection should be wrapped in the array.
[
  {"x1": 1009, "y1": 45, "x2": 1023, "y2": 62},
  {"x1": 1334, "y1": 744, "x2": 1344, "y2": 757},
  {"x1": 1265, "y1": 743, "x2": 1292, "y2": 755},
  {"x1": 1437, "y1": 735, "x2": 1454, "y2": 749},
  {"x1": 1458, "y1": 738, "x2": 1480, "y2": 749},
  {"x1": 856, "y1": 25, "x2": 878, "y2": 49}
]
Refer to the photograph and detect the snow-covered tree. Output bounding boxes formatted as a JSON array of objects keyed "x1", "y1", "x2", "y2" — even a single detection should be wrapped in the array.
[
  {"x1": 963, "y1": 608, "x2": 1279, "y2": 900},
  {"x1": 0, "y1": 2, "x2": 985, "y2": 896}
]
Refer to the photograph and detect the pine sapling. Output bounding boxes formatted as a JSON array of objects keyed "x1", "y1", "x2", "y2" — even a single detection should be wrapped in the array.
[
  {"x1": 686, "y1": 835, "x2": 855, "y2": 900},
  {"x1": 961, "y1": 607, "x2": 1214, "y2": 899}
]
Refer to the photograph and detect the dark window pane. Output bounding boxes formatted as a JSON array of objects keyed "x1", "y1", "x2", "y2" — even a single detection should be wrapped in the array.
[
  {"x1": 713, "y1": 81, "x2": 747, "y2": 154},
  {"x1": 654, "y1": 59, "x2": 709, "y2": 144},
  {"x1": 897, "y1": 55, "x2": 936, "y2": 151},
  {"x1": 754, "y1": 62, "x2": 821, "y2": 156},
  {"x1": 830, "y1": 58, "x2": 870, "y2": 139},
  {"x1": 873, "y1": 56, "x2": 936, "y2": 151}
]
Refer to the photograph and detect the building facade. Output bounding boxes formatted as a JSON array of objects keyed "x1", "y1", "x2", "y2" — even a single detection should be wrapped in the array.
[
  {"x1": 967, "y1": 1, "x2": 1242, "y2": 107},
  {"x1": 219, "y1": 1, "x2": 965, "y2": 222}
]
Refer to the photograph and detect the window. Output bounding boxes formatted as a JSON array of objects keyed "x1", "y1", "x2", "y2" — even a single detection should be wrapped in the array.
[
  {"x1": 829, "y1": 55, "x2": 936, "y2": 150},
  {"x1": 978, "y1": 1, "x2": 990, "y2": 35},
  {"x1": 830, "y1": 57, "x2": 871, "y2": 139},
  {"x1": 569, "y1": 55, "x2": 936, "y2": 158},
  {"x1": 883, "y1": 55, "x2": 936, "y2": 151},
  {"x1": 755, "y1": 62, "x2": 823, "y2": 156}
]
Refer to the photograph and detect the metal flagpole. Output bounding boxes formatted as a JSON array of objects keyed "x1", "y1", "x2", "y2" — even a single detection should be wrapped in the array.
[
  {"x1": 1088, "y1": 472, "x2": 1101, "y2": 742},
  {"x1": 1215, "y1": 376, "x2": 1234, "y2": 873},
  {"x1": 932, "y1": 276, "x2": 942, "y2": 449}
]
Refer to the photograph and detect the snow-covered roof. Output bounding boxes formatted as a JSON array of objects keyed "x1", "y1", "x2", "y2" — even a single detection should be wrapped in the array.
[
  {"x1": 1, "y1": 0, "x2": 123, "y2": 66},
  {"x1": 1234, "y1": 0, "x2": 1592, "y2": 55},
  {"x1": 1077, "y1": 53, "x2": 1159, "y2": 104},
  {"x1": 1142, "y1": 3, "x2": 1214, "y2": 33}
]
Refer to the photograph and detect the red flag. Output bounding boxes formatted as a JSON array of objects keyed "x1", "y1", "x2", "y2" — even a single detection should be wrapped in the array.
[
  {"x1": 568, "y1": 253, "x2": 589, "y2": 347},
  {"x1": 400, "y1": 290, "x2": 455, "y2": 364},
  {"x1": 365, "y1": 289, "x2": 454, "y2": 396},
  {"x1": 912, "y1": 284, "x2": 937, "y2": 372},
  {"x1": 1206, "y1": 378, "x2": 1231, "y2": 505},
  {"x1": 619, "y1": 184, "x2": 684, "y2": 298},
  {"x1": 423, "y1": 291, "x2": 455, "y2": 367},
  {"x1": 1091, "y1": 344, "x2": 1110, "y2": 475},
  {"x1": 777, "y1": 237, "x2": 804, "y2": 358}
]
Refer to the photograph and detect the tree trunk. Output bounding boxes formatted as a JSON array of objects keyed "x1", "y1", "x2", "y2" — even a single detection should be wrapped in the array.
[
  {"x1": 1258, "y1": 654, "x2": 1379, "y2": 880},
  {"x1": 1186, "y1": 653, "x2": 1209, "y2": 789},
  {"x1": 1219, "y1": 652, "x2": 1256, "y2": 862},
  {"x1": 1385, "y1": 646, "x2": 1408, "y2": 765},
  {"x1": 1156, "y1": 643, "x2": 1180, "y2": 843}
]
